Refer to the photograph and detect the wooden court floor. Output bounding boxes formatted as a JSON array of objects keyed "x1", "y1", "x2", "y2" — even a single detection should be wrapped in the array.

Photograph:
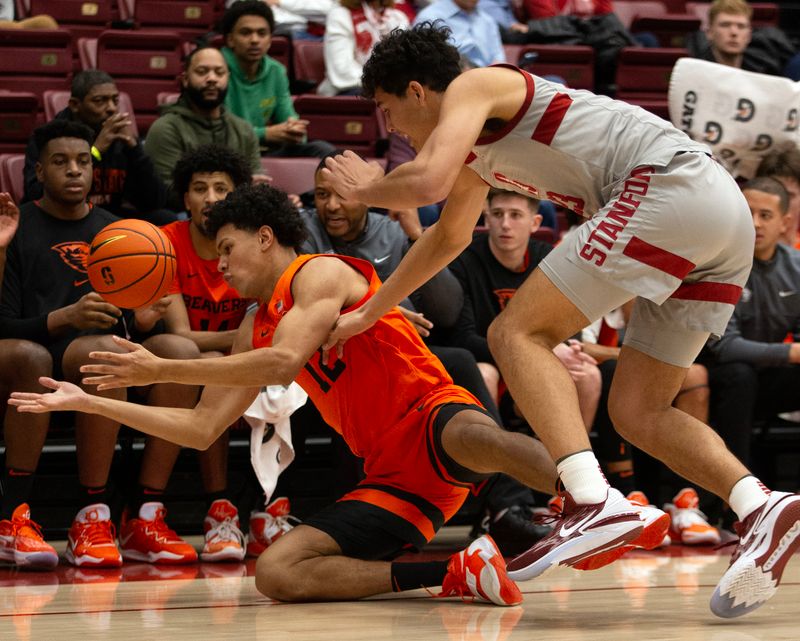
[{"x1": 0, "y1": 528, "x2": 797, "y2": 641}]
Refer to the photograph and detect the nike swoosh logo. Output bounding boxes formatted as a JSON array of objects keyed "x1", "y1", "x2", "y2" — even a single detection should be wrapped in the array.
[
  {"x1": 187, "y1": 273, "x2": 199, "y2": 279},
  {"x1": 119, "y1": 531, "x2": 135, "y2": 547},
  {"x1": 778, "y1": 291, "x2": 795, "y2": 297},
  {"x1": 373, "y1": 255, "x2": 391, "y2": 264},
  {"x1": 559, "y1": 511, "x2": 598, "y2": 537},
  {"x1": 261, "y1": 329, "x2": 269, "y2": 337},
  {"x1": 74, "y1": 279, "x2": 89, "y2": 287},
  {"x1": 91, "y1": 234, "x2": 128, "y2": 253}
]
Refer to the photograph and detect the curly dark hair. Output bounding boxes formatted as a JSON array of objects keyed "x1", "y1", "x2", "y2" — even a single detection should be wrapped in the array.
[
  {"x1": 206, "y1": 183, "x2": 307, "y2": 252},
  {"x1": 219, "y1": 0, "x2": 274, "y2": 37},
  {"x1": 34, "y1": 120, "x2": 95, "y2": 158},
  {"x1": 172, "y1": 145, "x2": 253, "y2": 196},
  {"x1": 361, "y1": 22, "x2": 462, "y2": 99}
]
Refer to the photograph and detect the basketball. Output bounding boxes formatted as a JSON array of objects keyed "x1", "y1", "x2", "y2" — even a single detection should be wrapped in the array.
[{"x1": 87, "y1": 219, "x2": 177, "y2": 309}]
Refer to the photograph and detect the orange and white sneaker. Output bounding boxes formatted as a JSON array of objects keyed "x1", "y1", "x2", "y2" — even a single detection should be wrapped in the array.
[
  {"x1": 438, "y1": 535, "x2": 523, "y2": 606},
  {"x1": 664, "y1": 488, "x2": 720, "y2": 546},
  {"x1": 201, "y1": 499, "x2": 245, "y2": 562},
  {"x1": 119, "y1": 502, "x2": 197, "y2": 564},
  {"x1": 66, "y1": 503, "x2": 122, "y2": 568},
  {"x1": 627, "y1": 491, "x2": 672, "y2": 547},
  {"x1": 0, "y1": 504, "x2": 58, "y2": 570},
  {"x1": 246, "y1": 497, "x2": 297, "y2": 558}
]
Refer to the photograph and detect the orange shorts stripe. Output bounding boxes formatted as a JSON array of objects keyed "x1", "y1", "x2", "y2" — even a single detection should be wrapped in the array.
[{"x1": 340, "y1": 488, "x2": 437, "y2": 542}]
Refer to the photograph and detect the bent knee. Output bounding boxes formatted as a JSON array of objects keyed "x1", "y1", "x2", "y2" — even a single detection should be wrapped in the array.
[
  {"x1": 254, "y1": 553, "x2": 307, "y2": 602},
  {"x1": 0, "y1": 340, "x2": 52, "y2": 381},
  {"x1": 144, "y1": 334, "x2": 200, "y2": 359}
]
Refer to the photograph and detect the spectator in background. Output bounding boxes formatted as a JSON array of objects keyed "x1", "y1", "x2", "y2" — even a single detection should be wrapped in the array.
[
  {"x1": 144, "y1": 46, "x2": 268, "y2": 210},
  {"x1": 0, "y1": 0, "x2": 57, "y2": 28},
  {"x1": 220, "y1": 1, "x2": 334, "y2": 158},
  {"x1": 704, "y1": 177, "x2": 800, "y2": 527},
  {"x1": 480, "y1": 0, "x2": 532, "y2": 43},
  {"x1": 689, "y1": 0, "x2": 800, "y2": 78},
  {"x1": 446, "y1": 189, "x2": 601, "y2": 432},
  {"x1": 318, "y1": 0, "x2": 409, "y2": 97},
  {"x1": 414, "y1": 0, "x2": 505, "y2": 68},
  {"x1": 0, "y1": 121, "x2": 200, "y2": 570},
  {"x1": 258, "y1": 0, "x2": 334, "y2": 40},
  {"x1": 756, "y1": 147, "x2": 800, "y2": 248},
  {"x1": 23, "y1": 70, "x2": 171, "y2": 225}
]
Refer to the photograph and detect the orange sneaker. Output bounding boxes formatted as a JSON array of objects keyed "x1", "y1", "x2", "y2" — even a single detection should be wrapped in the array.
[
  {"x1": 627, "y1": 491, "x2": 672, "y2": 547},
  {"x1": 66, "y1": 503, "x2": 122, "y2": 568},
  {"x1": 201, "y1": 499, "x2": 245, "y2": 562},
  {"x1": 246, "y1": 497, "x2": 296, "y2": 558},
  {"x1": 664, "y1": 488, "x2": 720, "y2": 546},
  {"x1": 119, "y1": 502, "x2": 197, "y2": 564},
  {"x1": 438, "y1": 535, "x2": 523, "y2": 606},
  {"x1": 0, "y1": 504, "x2": 58, "y2": 570}
]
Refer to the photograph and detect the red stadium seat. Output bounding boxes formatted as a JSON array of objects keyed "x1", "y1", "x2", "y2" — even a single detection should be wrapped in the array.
[
  {"x1": 157, "y1": 91, "x2": 180, "y2": 106},
  {"x1": 517, "y1": 44, "x2": 595, "y2": 90},
  {"x1": 293, "y1": 95, "x2": 386, "y2": 157},
  {"x1": 43, "y1": 89, "x2": 140, "y2": 138},
  {"x1": 95, "y1": 30, "x2": 183, "y2": 134},
  {"x1": 76, "y1": 37, "x2": 98, "y2": 69},
  {"x1": 27, "y1": 0, "x2": 114, "y2": 39},
  {"x1": 532, "y1": 226, "x2": 557, "y2": 245},
  {"x1": 0, "y1": 92, "x2": 38, "y2": 154},
  {"x1": 615, "y1": 47, "x2": 687, "y2": 121},
  {"x1": 292, "y1": 40, "x2": 325, "y2": 92},
  {"x1": 613, "y1": 1, "x2": 668, "y2": 28},
  {"x1": 0, "y1": 154, "x2": 26, "y2": 203},
  {"x1": 125, "y1": 0, "x2": 218, "y2": 40},
  {"x1": 0, "y1": 28, "x2": 72, "y2": 102},
  {"x1": 260, "y1": 156, "x2": 320, "y2": 196}
]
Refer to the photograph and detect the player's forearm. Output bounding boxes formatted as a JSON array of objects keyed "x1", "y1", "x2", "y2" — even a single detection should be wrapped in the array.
[
  {"x1": 155, "y1": 346, "x2": 300, "y2": 387},
  {"x1": 356, "y1": 161, "x2": 449, "y2": 210},
  {"x1": 85, "y1": 394, "x2": 220, "y2": 449}
]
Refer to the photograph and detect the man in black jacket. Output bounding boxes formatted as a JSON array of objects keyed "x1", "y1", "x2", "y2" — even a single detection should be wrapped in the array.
[{"x1": 22, "y1": 70, "x2": 171, "y2": 224}]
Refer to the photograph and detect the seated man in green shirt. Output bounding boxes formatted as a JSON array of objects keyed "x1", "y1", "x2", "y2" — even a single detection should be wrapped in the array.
[{"x1": 221, "y1": 1, "x2": 335, "y2": 159}]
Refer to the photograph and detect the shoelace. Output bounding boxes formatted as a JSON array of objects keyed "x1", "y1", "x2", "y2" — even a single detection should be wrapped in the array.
[
  {"x1": 11, "y1": 514, "x2": 47, "y2": 541},
  {"x1": 207, "y1": 518, "x2": 245, "y2": 546},
  {"x1": 78, "y1": 520, "x2": 117, "y2": 545},
  {"x1": 151, "y1": 513, "x2": 183, "y2": 542}
]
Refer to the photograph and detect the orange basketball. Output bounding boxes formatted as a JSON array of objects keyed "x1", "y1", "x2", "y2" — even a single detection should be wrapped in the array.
[{"x1": 87, "y1": 219, "x2": 177, "y2": 309}]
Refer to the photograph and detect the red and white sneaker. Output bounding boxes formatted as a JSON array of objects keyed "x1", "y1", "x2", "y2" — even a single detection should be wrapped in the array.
[
  {"x1": 664, "y1": 488, "x2": 720, "y2": 545},
  {"x1": 438, "y1": 535, "x2": 522, "y2": 606},
  {"x1": 66, "y1": 503, "x2": 122, "y2": 568},
  {"x1": 507, "y1": 488, "x2": 654, "y2": 581},
  {"x1": 627, "y1": 491, "x2": 672, "y2": 547},
  {"x1": 119, "y1": 502, "x2": 197, "y2": 564},
  {"x1": 246, "y1": 497, "x2": 297, "y2": 558},
  {"x1": 711, "y1": 491, "x2": 800, "y2": 618},
  {"x1": 0, "y1": 504, "x2": 58, "y2": 570},
  {"x1": 201, "y1": 499, "x2": 246, "y2": 562}
]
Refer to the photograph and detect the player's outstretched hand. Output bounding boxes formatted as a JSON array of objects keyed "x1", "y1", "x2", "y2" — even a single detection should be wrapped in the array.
[
  {"x1": 80, "y1": 335, "x2": 164, "y2": 390},
  {"x1": 321, "y1": 150, "x2": 384, "y2": 201},
  {"x1": 9, "y1": 377, "x2": 90, "y2": 413}
]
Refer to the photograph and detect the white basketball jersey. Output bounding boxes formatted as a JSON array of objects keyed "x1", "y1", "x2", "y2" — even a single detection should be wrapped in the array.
[{"x1": 467, "y1": 67, "x2": 710, "y2": 217}]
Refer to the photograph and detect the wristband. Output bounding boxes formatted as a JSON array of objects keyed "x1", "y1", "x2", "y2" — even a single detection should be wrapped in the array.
[{"x1": 91, "y1": 145, "x2": 102, "y2": 161}]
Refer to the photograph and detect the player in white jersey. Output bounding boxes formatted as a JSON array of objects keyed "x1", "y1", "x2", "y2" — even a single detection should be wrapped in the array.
[{"x1": 322, "y1": 24, "x2": 800, "y2": 618}]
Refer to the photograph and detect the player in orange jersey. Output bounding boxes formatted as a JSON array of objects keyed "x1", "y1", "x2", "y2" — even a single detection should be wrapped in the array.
[{"x1": 12, "y1": 184, "x2": 559, "y2": 606}]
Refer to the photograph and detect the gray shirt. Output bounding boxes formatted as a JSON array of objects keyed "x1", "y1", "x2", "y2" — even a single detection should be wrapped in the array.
[
  {"x1": 299, "y1": 208, "x2": 463, "y2": 327},
  {"x1": 709, "y1": 244, "x2": 800, "y2": 366}
]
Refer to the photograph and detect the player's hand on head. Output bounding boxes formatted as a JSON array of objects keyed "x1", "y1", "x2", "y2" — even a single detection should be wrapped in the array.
[
  {"x1": 321, "y1": 150, "x2": 384, "y2": 202},
  {"x1": 0, "y1": 192, "x2": 20, "y2": 248},
  {"x1": 9, "y1": 377, "x2": 90, "y2": 413},
  {"x1": 67, "y1": 292, "x2": 122, "y2": 330},
  {"x1": 397, "y1": 305, "x2": 433, "y2": 337},
  {"x1": 80, "y1": 335, "x2": 163, "y2": 390}
]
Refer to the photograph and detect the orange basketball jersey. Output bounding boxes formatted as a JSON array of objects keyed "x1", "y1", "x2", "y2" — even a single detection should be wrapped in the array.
[
  {"x1": 252, "y1": 254, "x2": 480, "y2": 459},
  {"x1": 162, "y1": 221, "x2": 253, "y2": 333}
]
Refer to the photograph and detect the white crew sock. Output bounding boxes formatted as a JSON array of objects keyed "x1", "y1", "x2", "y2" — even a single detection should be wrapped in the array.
[
  {"x1": 556, "y1": 450, "x2": 609, "y2": 504},
  {"x1": 728, "y1": 475, "x2": 770, "y2": 521}
]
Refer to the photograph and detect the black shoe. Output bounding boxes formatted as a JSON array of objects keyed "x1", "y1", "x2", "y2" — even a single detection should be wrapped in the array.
[{"x1": 487, "y1": 505, "x2": 552, "y2": 556}]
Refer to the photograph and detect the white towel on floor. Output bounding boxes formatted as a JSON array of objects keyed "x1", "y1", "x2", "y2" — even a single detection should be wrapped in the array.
[
  {"x1": 669, "y1": 58, "x2": 800, "y2": 179},
  {"x1": 243, "y1": 384, "x2": 308, "y2": 503}
]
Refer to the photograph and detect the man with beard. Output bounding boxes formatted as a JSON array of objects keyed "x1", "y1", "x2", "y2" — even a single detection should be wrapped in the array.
[
  {"x1": 144, "y1": 46, "x2": 269, "y2": 209},
  {"x1": 22, "y1": 70, "x2": 170, "y2": 224}
]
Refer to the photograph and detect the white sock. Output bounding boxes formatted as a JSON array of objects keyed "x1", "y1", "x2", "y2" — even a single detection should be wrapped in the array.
[
  {"x1": 728, "y1": 475, "x2": 770, "y2": 521},
  {"x1": 556, "y1": 450, "x2": 608, "y2": 504}
]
